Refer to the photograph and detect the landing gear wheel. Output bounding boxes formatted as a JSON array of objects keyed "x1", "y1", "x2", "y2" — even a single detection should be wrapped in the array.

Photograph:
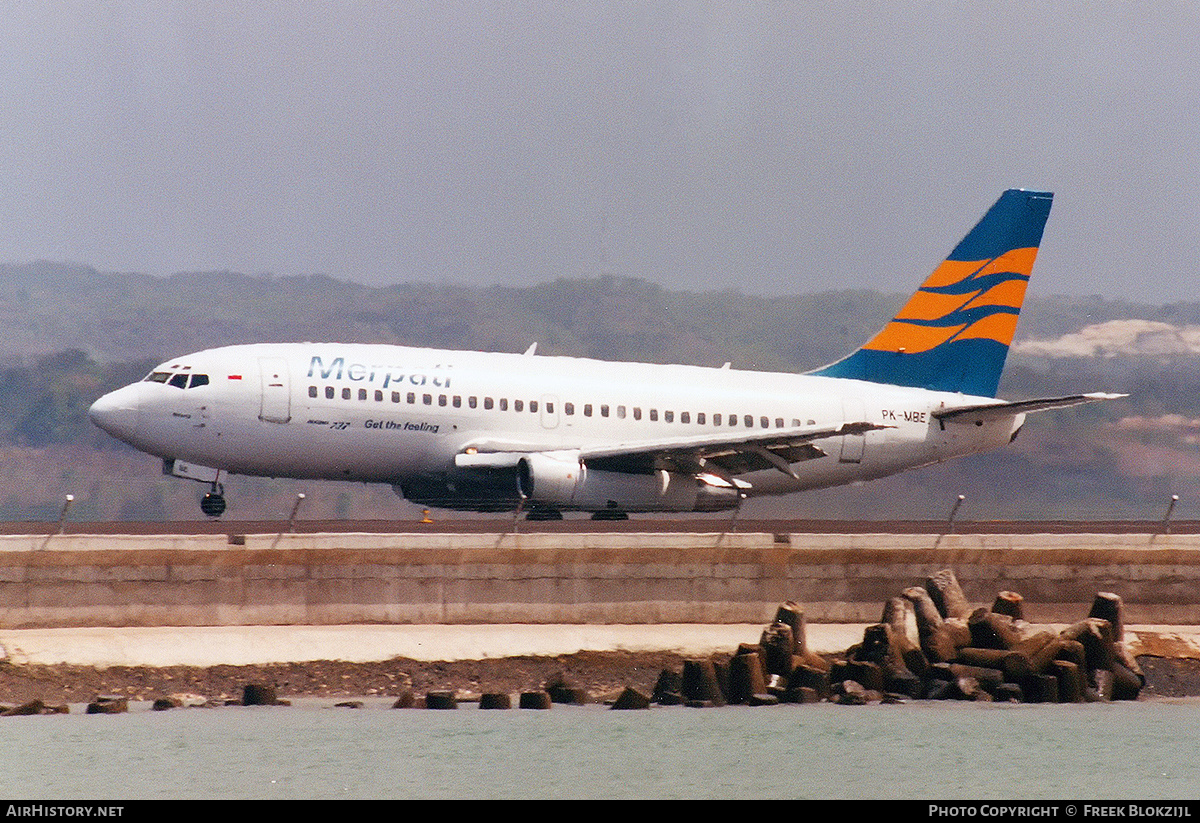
[
  {"x1": 201, "y1": 492, "x2": 226, "y2": 518},
  {"x1": 591, "y1": 507, "x2": 628, "y2": 521},
  {"x1": 524, "y1": 507, "x2": 563, "y2": 521}
]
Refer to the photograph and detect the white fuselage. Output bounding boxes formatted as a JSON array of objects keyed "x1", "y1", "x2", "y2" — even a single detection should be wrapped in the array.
[{"x1": 89, "y1": 342, "x2": 1024, "y2": 512}]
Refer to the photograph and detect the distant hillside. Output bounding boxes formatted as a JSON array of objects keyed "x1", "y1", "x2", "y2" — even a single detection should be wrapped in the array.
[
  {"x1": 2, "y1": 261, "x2": 1199, "y2": 522},
  {"x1": 6, "y1": 260, "x2": 1191, "y2": 370},
  {"x1": 2, "y1": 261, "x2": 908, "y2": 370}
]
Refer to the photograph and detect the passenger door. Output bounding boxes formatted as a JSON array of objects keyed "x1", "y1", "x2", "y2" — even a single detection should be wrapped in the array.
[{"x1": 259, "y1": 358, "x2": 291, "y2": 424}]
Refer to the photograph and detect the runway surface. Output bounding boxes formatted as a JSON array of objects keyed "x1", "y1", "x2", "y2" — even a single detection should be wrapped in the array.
[{"x1": 3, "y1": 518, "x2": 1199, "y2": 535}]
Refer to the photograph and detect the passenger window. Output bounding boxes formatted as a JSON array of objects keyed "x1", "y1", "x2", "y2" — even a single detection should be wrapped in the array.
[
  {"x1": 439, "y1": 395, "x2": 447, "y2": 406},
  {"x1": 713, "y1": 413, "x2": 722, "y2": 425},
  {"x1": 468, "y1": 397, "x2": 477, "y2": 409},
  {"x1": 792, "y1": 419, "x2": 801, "y2": 427},
  {"x1": 484, "y1": 397, "x2": 494, "y2": 410},
  {"x1": 169, "y1": 374, "x2": 189, "y2": 389},
  {"x1": 744, "y1": 415, "x2": 753, "y2": 428},
  {"x1": 453, "y1": 396, "x2": 461, "y2": 408},
  {"x1": 514, "y1": 399, "x2": 524, "y2": 412},
  {"x1": 500, "y1": 399, "x2": 508, "y2": 411},
  {"x1": 665, "y1": 411, "x2": 674, "y2": 423},
  {"x1": 546, "y1": 402, "x2": 554, "y2": 414},
  {"x1": 342, "y1": 388, "x2": 352, "y2": 400},
  {"x1": 649, "y1": 409, "x2": 658, "y2": 421},
  {"x1": 617, "y1": 406, "x2": 626, "y2": 419},
  {"x1": 760, "y1": 416, "x2": 769, "y2": 428},
  {"x1": 775, "y1": 418, "x2": 784, "y2": 428},
  {"x1": 681, "y1": 412, "x2": 690, "y2": 424},
  {"x1": 308, "y1": 386, "x2": 318, "y2": 398},
  {"x1": 375, "y1": 390, "x2": 384, "y2": 402},
  {"x1": 530, "y1": 400, "x2": 539, "y2": 413},
  {"x1": 697, "y1": 412, "x2": 705, "y2": 425},
  {"x1": 326, "y1": 386, "x2": 335, "y2": 400},
  {"x1": 565, "y1": 402, "x2": 574, "y2": 415},
  {"x1": 359, "y1": 389, "x2": 368, "y2": 401},
  {"x1": 583, "y1": 404, "x2": 592, "y2": 417},
  {"x1": 423, "y1": 394, "x2": 432, "y2": 405},
  {"x1": 407, "y1": 392, "x2": 416, "y2": 404},
  {"x1": 189, "y1": 374, "x2": 209, "y2": 389},
  {"x1": 600, "y1": 404, "x2": 608, "y2": 417},
  {"x1": 729, "y1": 414, "x2": 737, "y2": 427},
  {"x1": 392, "y1": 392, "x2": 401, "y2": 403},
  {"x1": 633, "y1": 407, "x2": 642, "y2": 421}
]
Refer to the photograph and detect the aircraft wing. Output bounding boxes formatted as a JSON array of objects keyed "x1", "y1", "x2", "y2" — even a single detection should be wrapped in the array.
[
  {"x1": 581, "y1": 421, "x2": 890, "y2": 479},
  {"x1": 456, "y1": 421, "x2": 889, "y2": 480},
  {"x1": 932, "y1": 392, "x2": 1126, "y2": 423}
]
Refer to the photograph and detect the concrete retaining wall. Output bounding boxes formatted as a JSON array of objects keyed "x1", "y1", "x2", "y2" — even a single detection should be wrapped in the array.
[{"x1": 0, "y1": 530, "x2": 1198, "y2": 628}]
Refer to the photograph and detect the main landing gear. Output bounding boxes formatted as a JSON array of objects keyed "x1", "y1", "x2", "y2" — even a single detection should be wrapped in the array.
[
  {"x1": 200, "y1": 482, "x2": 227, "y2": 518},
  {"x1": 590, "y1": 503, "x2": 629, "y2": 521},
  {"x1": 524, "y1": 506, "x2": 563, "y2": 521}
]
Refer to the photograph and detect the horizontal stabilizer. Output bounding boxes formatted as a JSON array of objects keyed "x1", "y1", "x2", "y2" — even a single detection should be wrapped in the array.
[{"x1": 933, "y1": 392, "x2": 1126, "y2": 422}]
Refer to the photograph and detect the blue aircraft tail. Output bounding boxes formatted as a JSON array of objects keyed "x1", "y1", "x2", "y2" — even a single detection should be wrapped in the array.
[{"x1": 810, "y1": 189, "x2": 1053, "y2": 398}]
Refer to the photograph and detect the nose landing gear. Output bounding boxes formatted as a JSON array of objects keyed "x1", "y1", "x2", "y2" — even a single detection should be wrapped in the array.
[
  {"x1": 163, "y1": 460, "x2": 228, "y2": 518},
  {"x1": 200, "y1": 483, "x2": 226, "y2": 518}
]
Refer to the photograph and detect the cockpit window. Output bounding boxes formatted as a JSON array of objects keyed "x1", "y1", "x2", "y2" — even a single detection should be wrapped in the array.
[{"x1": 146, "y1": 371, "x2": 210, "y2": 389}]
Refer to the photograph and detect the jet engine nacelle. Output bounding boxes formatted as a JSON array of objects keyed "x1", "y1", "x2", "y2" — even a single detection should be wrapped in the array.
[{"x1": 517, "y1": 451, "x2": 740, "y2": 513}]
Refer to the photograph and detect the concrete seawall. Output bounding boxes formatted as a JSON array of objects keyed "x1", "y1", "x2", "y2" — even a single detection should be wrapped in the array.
[{"x1": 1, "y1": 530, "x2": 1198, "y2": 628}]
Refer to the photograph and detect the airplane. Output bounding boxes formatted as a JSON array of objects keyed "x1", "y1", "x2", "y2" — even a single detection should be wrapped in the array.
[{"x1": 89, "y1": 189, "x2": 1122, "y2": 520}]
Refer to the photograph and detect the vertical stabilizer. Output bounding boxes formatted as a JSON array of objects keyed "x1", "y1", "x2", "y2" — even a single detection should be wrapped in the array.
[{"x1": 810, "y1": 189, "x2": 1053, "y2": 397}]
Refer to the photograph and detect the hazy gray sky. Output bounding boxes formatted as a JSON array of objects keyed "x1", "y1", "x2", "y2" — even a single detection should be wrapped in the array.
[{"x1": 2, "y1": 2, "x2": 1198, "y2": 303}]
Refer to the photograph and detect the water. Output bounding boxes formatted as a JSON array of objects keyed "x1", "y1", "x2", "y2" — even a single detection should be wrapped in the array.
[{"x1": 1, "y1": 698, "x2": 1197, "y2": 799}]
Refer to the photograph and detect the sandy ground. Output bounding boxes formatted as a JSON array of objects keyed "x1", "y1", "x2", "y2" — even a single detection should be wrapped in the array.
[
  {"x1": 0, "y1": 624, "x2": 826, "y2": 705},
  {"x1": 0, "y1": 623, "x2": 1197, "y2": 707},
  {"x1": 0, "y1": 624, "x2": 866, "y2": 667},
  {"x1": 2, "y1": 623, "x2": 1195, "y2": 668}
]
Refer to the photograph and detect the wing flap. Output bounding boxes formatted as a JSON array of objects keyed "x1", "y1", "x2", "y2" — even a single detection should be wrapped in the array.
[
  {"x1": 582, "y1": 421, "x2": 886, "y2": 477},
  {"x1": 576, "y1": 420, "x2": 884, "y2": 464},
  {"x1": 455, "y1": 421, "x2": 889, "y2": 479}
]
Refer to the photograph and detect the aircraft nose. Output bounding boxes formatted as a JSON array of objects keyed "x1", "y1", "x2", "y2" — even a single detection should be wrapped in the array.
[{"x1": 89, "y1": 384, "x2": 142, "y2": 443}]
